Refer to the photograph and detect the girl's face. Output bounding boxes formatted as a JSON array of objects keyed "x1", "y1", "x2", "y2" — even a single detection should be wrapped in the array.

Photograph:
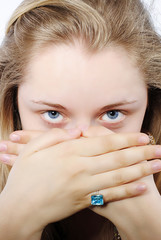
[{"x1": 18, "y1": 42, "x2": 147, "y2": 133}]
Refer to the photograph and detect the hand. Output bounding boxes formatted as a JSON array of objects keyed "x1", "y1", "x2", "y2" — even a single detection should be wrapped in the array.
[
  {"x1": 1, "y1": 128, "x2": 161, "y2": 202},
  {"x1": 0, "y1": 128, "x2": 82, "y2": 239},
  {"x1": 1, "y1": 127, "x2": 161, "y2": 240},
  {"x1": 1, "y1": 128, "x2": 161, "y2": 238},
  {"x1": 0, "y1": 129, "x2": 70, "y2": 165},
  {"x1": 83, "y1": 126, "x2": 161, "y2": 240}
]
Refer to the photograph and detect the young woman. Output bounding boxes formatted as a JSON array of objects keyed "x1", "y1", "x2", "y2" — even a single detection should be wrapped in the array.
[{"x1": 0, "y1": 0, "x2": 161, "y2": 239}]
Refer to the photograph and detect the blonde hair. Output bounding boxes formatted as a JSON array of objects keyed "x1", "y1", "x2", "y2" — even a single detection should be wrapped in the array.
[{"x1": 0, "y1": 0, "x2": 161, "y2": 237}]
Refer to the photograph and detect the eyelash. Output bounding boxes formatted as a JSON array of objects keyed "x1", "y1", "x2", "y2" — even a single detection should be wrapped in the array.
[
  {"x1": 41, "y1": 109, "x2": 126, "y2": 127},
  {"x1": 99, "y1": 110, "x2": 125, "y2": 122},
  {"x1": 41, "y1": 110, "x2": 66, "y2": 127}
]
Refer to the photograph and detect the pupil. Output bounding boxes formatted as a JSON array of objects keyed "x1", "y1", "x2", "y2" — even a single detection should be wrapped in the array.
[
  {"x1": 109, "y1": 111, "x2": 116, "y2": 116},
  {"x1": 51, "y1": 111, "x2": 57, "y2": 116},
  {"x1": 107, "y1": 111, "x2": 118, "y2": 119},
  {"x1": 48, "y1": 111, "x2": 59, "y2": 118}
]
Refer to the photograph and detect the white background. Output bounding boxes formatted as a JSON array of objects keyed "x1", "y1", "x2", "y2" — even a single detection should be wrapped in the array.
[{"x1": 0, "y1": 0, "x2": 161, "y2": 44}]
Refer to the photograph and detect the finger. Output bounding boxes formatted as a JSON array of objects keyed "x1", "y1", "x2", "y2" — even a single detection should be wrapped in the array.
[
  {"x1": 0, "y1": 141, "x2": 24, "y2": 156},
  {"x1": 72, "y1": 182, "x2": 147, "y2": 210},
  {"x1": 82, "y1": 126, "x2": 113, "y2": 137},
  {"x1": 87, "y1": 145, "x2": 161, "y2": 174},
  {"x1": 88, "y1": 181, "x2": 147, "y2": 206},
  {"x1": 9, "y1": 130, "x2": 44, "y2": 144},
  {"x1": 90, "y1": 159, "x2": 161, "y2": 191},
  {"x1": 21, "y1": 128, "x2": 81, "y2": 157},
  {"x1": 0, "y1": 154, "x2": 17, "y2": 166},
  {"x1": 69, "y1": 132, "x2": 150, "y2": 157}
]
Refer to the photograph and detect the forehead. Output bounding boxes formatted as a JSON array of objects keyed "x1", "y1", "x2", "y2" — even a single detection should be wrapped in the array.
[{"x1": 21, "y1": 42, "x2": 146, "y2": 109}]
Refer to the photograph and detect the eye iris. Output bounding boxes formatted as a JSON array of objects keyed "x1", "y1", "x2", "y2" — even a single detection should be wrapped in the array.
[
  {"x1": 107, "y1": 111, "x2": 119, "y2": 119},
  {"x1": 48, "y1": 111, "x2": 59, "y2": 119}
]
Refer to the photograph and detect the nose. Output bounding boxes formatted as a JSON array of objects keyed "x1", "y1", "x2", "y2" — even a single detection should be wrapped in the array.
[
  {"x1": 66, "y1": 117, "x2": 114, "y2": 135},
  {"x1": 77, "y1": 124, "x2": 89, "y2": 132},
  {"x1": 74, "y1": 118, "x2": 114, "y2": 136},
  {"x1": 75, "y1": 117, "x2": 96, "y2": 132}
]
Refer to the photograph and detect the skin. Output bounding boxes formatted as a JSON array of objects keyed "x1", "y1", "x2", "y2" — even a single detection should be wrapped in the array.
[
  {"x1": 1, "y1": 42, "x2": 161, "y2": 240},
  {"x1": 1, "y1": 129, "x2": 161, "y2": 240},
  {"x1": 17, "y1": 42, "x2": 147, "y2": 132}
]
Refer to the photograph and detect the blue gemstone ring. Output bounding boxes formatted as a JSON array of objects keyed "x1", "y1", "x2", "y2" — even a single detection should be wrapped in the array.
[{"x1": 91, "y1": 194, "x2": 104, "y2": 206}]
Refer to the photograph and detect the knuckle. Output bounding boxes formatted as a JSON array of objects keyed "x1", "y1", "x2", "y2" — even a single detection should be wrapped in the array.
[
  {"x1": 103, "y1": 181, "x2": 143, "y2": 203},
  {"x1": 60, "y1": 140, "x2": 75, "y2": 155},
  {"x1": 70, "y1": 161, "x2": 86, "y2": 177},
  {"x1": 4, "y1": 142, "x2": 18, "y2": 155},
  {"x1": 140, "y1": 162, "x2": 149, "y2": 176},
  {"x1": 140, "y1": 146, "x2": 150, "y2": 159},
  {"x1": 11, "y1": 144, "x2": 18, "y2": 155},
  {"x1": 18, "y1": 144, "x2": 25, "y2": 155},
  {"x1": 115, "y1": 151, "x2": 128, "y2": 167},
  {"x1": 104, "y1": 189, "x2": 118, "y2": 202},
  {"x1": 106, "y1": 134, "x2": 130, "y2": 150},
  {"x1": 105, "y1": 134, "x2": 117, "y2": 148},
  {"x1": 97, "y1": 136, "x2": 109, "y2": 151},
  {"x1": 73, "y1": 194, "x2": 89, "y2": 209},
  {"x1": 124, "y1": 184, "x2": 134, "y2": 196},
  {"x1": 138, "y1": 145, "x2": 155, "y2": 161},
  {"x1": 147, "y1": 145, "x2": 157, "y2": 158},
  {"x1": 104, "y1": 185, "x2": 131, "y2": 202},
  {"x1": 104, "y1": 188, "x2": 121, "y2": 202},
  {"x1": 113, "y1": 171, "x2": 126, "y2": 185},
  {"x1": 114, "y1": 134, "x2": 128, "y2": 147},
  {"x1": 66, "y1": 164, "x2": 78, "y2": 177}
]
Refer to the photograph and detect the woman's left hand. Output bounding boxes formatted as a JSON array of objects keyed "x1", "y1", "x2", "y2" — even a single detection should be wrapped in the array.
[{"x1": 83, "y1": 126, "x2": 161, "y2": 240}]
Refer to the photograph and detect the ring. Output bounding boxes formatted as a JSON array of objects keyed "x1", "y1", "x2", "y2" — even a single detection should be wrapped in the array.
[
  {"x1": 91, "y1": 192, "x2": 104, "y2": 206},
  {"x1": 147, "y1": 133, "x2": 156, "y2": 145}
]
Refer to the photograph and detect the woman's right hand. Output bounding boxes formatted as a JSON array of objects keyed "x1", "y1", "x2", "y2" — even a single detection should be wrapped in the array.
[
  {"x1": 0, "y1": 129, "x2": 161, "y2": 239},
  {"x1": 0, "y1": 128, "x2": 82, "y2": 240},
  {"x1": 0, "y1": 130, "x2": 45, "y2": 166}
]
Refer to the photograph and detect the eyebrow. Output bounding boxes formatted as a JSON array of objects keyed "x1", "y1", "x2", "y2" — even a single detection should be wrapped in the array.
[
  {"x1": 31, "y1": 100, "x2": 67, "y2": 111},
  {"x1": 98, "y1": 100, "x2": 138, "y2": 112},
  {"x1": 31, "y1": 99, "x2": 138, "y2": 112}
]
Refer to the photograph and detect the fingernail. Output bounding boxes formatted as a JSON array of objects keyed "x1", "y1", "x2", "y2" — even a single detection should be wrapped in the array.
[
  {"x1": 155, "y1": 147, "x2": 161, "y2": 157},
  {"x1": 0, "y1": 144, "x2": 7, "y2": 152},
  {"x1": 138, "y1": 135, "x2": 150, "y2": 144},
  {"x1": 0, "y1": 154, "x2": 10, "y2": 164},
  {"x1": 136, "y1": 184, "x2": 146, "y2": 192},
  {"x1": 10, "y1": 134, "x2": 21, "y2": 142},
  {"x1": 151, "y1": 161, "x2": 161, "y2": 171}
]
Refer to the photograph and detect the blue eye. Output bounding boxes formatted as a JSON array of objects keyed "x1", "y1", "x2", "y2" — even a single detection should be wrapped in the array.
[
  {"x1": 42, "y1": 111, "x2": 63, "y2": 123},
  {"x1": 48, "y1": 111, "x2": 60, "y2": 119},
  {"x1": 102, "y1": 110, "x2": 124, "y2": 123},
  {"x1": 107, "y1": 111, "x2": 119, "y2": 119}
]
